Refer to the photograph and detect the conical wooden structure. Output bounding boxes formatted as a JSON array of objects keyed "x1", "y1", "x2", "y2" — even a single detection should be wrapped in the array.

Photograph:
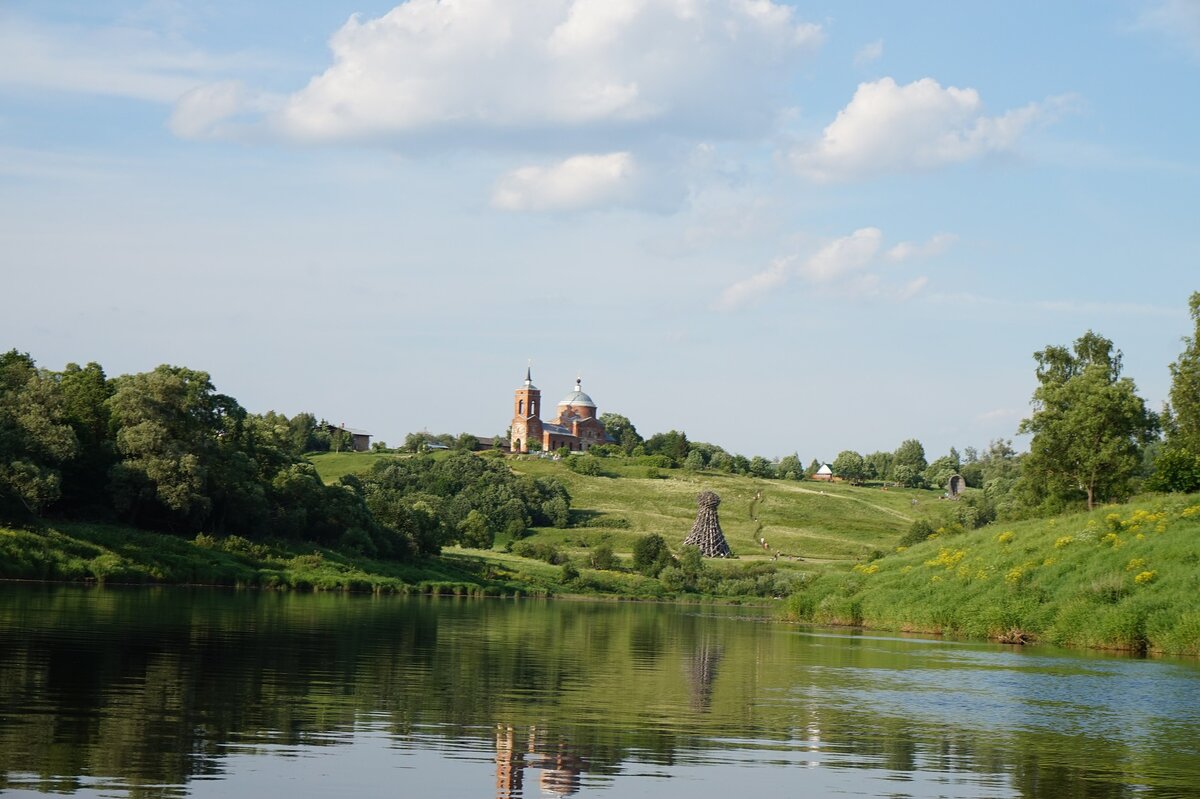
[{"x1": 682, "y1": 490, "x2": 732, "y2": 557}]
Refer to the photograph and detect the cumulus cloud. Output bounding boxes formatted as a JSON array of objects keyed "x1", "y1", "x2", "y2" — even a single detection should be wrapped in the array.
[
  {"x1": 492, "y1": 152, "x2": 642, "y2": 212},
  {"x1": 177, "y1": 0, "x2": 821, "y2": 144},
  {"x1": 717, "y1": 227, "x2": 953, "y2": 310},
  {"x1": 854, "y1": 39, "x2": 884, "y2": 66},
  {"x1": 1137, "y1": 0, "x2": 1200, "y2": 56},
  {"x1": 788, "y1": 77, "x2": 1056, "y2": 182}
]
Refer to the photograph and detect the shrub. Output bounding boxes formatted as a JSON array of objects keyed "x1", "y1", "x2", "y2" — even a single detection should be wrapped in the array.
[
  {"x1": 560, "y1": 561, "x2": 580, "y2": 582},
  {"x1": 899, "y1": 519, "x2": 935, "y2": 547},
  {"x1": 631, "y1": 533, "x2": 674, "y2": 576},
  {"x1": 565, "y1": 456, "x2": 605, "y2": 476},
  {"x1": 589, "y1": 542, "x2": 617, "y2": 570}
]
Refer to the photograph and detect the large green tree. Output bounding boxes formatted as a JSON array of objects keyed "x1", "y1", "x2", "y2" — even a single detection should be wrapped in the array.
[
  {"x1": 1018, "y1": 331, "x2": 1157, "y2": 510},
  {"x1": 0, "y1": 351, "x2": 78, "y2": 519},
  {"x1": 832, "y1": 450, "x2": 866, "y2": 484},
  {"x1": 1150, "y1": 291, "x2": 1200, "y2": 492},
  {"x1": 1167, "y1": 292, "x2": 1200, "y2": 450},
  {"x1": 598, "y1": 412, "x2": 642, "y2": 454}
]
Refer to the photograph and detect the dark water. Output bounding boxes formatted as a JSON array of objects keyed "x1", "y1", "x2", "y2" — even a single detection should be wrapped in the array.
[{"x1": 1, "y1": 587, "x2": 1198, "y2": 798}]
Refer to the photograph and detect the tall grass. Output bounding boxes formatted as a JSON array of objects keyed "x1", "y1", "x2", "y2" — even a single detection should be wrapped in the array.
[{"x1": 782, "y1": 494, "x2": 1200, "y2": 655}]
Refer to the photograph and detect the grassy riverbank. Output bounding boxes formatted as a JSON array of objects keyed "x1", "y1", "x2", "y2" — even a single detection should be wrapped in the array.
[{"x1": 781, "y1": 493, "x2": 1200, "y2": 655}]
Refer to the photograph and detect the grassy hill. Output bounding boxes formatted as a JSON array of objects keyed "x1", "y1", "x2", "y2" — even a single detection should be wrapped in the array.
[
  {"x1": 782, "y1": 493, "x2": 1200, "y2": 655},
  {"x1": 307, "y1": 451, "x2": 948, "y2": 562}
]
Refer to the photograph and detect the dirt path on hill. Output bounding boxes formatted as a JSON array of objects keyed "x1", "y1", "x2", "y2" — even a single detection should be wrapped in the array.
[{"x1": 783, "y1": 485, "x2": 915, "y2": 522}]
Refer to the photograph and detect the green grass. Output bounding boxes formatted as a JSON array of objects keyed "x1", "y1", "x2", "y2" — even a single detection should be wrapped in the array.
[
  {"x1": 782, "y1": 493, "x2": 1200, "y2": 655},
  {"x1": 0, "y1": 521, "x2": 539, "y2": 596},
  {"x1": 308, "y1": 450, "x2": 948, "y2": 563}
]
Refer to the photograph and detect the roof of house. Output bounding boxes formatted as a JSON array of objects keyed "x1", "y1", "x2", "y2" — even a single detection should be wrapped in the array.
[{"x1": 816, "y1": 464, "x2": 833, "y2": 475}]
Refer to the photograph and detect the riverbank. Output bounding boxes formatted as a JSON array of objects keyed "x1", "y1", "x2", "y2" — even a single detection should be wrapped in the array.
[{"x1": 781, "y1": 493, "x2": 1200, "y2": 655}]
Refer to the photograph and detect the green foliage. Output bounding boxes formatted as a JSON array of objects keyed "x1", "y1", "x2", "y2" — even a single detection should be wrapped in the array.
[
  {"x1": 893, "y1": 439, "x2": 927, "y2": 475},
  {"x1": 784, "y1": 494, "x2": 1200, "y2": 655},
  {"x1": 832, "y1": 450, "x2": 866, "y2": 484},
  {"x1": 1147, "y1": 448, "x2": 1200, "y2": 494},
  {"x1": 749, "y1": 456, "x2": 776, "y2": 479},
  {"x1": 362, "y1": 451, "x2": 569, "y2": 552},
  {"x1": 0, "y1": 350, "x2": 78, "y2": 520},
  {"x1": 565, "y1": 454, "x2": 606, "y2": 476},
  {"x1": 776, "y1": 453, "x2": 802, "y2": 480},
  {"x1": 643, "y1": 430, "x2": 689, "y2": 465},
  {"x1": 458, "y1": 509, "x2": 494, "y2": 549},
  {"x1": 599, "y1": 412, "x2": 643, "y2": 455},
  {"x1": 589, "y1": 542, "x2": 616, "y2": 570},
  {"x1": 899, "y1": 518, "x2": 935, "y2": 547},
  {"x1": 1018, "y1": 331, "x2": 1158, "y2": 510},
  {"x1": 631, "y1": 533, "x2": 674, "y2": 577},
  {"x1": 1166, "y1": 292, "x2": 1200, "y2": 454},
  {"x1": 864, "y1": 451, "x2": 893, "y2": 482},
  {"x1": 683, "y1": 449, "x2": 706, "y2": 471}
]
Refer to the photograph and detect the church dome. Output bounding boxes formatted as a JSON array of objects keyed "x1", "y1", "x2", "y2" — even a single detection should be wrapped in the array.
[{"x1": 559, "y1": 379, "x2": 596, "y2": 408}]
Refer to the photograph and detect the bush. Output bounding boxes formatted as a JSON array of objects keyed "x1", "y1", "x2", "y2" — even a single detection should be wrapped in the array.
[
  {"x1": 560, "y1": 561, "x2": 580, "y2": 582},
  {"x1": 513, "y1": 540, "x2": 565, "y2": 565},
  {"x1": 565, "y1": 455, "x2": 605, "y2": 476},
  {"x1": 631, "y1": 533, "x2": 674, "y2": 577},
  {"x1": 899, "y1": 519, "x2": 936, "y2": 547},
  {"x1": 589, "y1": 542, "x2": 617, "y2": 570}
]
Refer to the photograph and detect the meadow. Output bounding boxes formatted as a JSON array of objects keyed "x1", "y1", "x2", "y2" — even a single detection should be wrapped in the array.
[{"x1": 782, "y1": 494, "x2": 1200, "y2": 655}]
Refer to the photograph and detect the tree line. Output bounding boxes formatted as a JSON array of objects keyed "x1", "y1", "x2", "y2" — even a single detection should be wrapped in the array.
[{"x1": 0, "y1": 355, "x2": 569, "y2": 558}]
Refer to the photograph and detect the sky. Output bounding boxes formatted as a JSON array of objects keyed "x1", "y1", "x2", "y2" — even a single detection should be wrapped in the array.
[{"x1": 2, "y1": 0, "x2": 1198, "y2": 462}]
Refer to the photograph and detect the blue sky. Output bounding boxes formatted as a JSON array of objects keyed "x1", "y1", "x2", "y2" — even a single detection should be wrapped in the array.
[{"x1": 2, "y1": 0, "x2": 1198, "y2": 461}]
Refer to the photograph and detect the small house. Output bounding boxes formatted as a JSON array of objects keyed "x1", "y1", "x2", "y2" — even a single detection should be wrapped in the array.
[
  {"x1": 326, "y1": 424, "x2": 372, "y2": 452},
  {"x1": 812, "y1": 463, "x2": 834, "y2": 482}
]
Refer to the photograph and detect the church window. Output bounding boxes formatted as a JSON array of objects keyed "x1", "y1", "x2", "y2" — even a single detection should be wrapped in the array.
[{"x1": 518, "y1": 399, "x2": 524, "y2": 415}]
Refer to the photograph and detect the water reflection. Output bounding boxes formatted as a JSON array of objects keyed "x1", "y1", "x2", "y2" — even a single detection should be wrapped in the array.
[{"x1": 0, "y1": 586, "x2": 1198, "y2": 798}]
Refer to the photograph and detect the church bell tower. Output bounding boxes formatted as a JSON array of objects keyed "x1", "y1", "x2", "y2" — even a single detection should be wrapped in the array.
[{"x1": 511, "y1": 366, "x2": 543, "y2": 453}]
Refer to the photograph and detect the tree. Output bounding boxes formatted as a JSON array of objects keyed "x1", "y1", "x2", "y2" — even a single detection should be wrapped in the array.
[
  {"x1": 683, "y1": 449, "x2": 706, "y2": 470},
  {"x1": 924, "y1": 450, "x2": 962, "y2": 491},
  {"x1": 599, "y1": 412, "x2": 643, "y2": 455},
  {"x1": 864, "y1": 451, "x2": 893, "y2": 482},
  {"x1": 893, "y1": 439, "x2": 927, "y2": 475},
  {"x1": 832, "y1": 450, "x2": 866, "y2": 484},
  {"x1": 1154, "y1": 292, "x2": 1200, "y2": 493},
  {"x1": 644, "y1": 430, "x2": 689, "y2": 464},
  {"x1": 749, "y1": 455, "x2": 776, "y2": 478},
  {"x1": 1166, "y1": 292, "x2": 1200, "y2": 452},
  {"x1": 1018, "y1": 331, "x2": 1157, "y2": 510},
  {"x1": 0, "y1": 351, "x2": 78, "y2": 519},
  {"x1": 804, "y1": 458, "x2": 821, "y2": 478},
  {"x1": 777, "y1": 453, "x2": 802, "y2": 480},
  {"x1": 631, "y1": 533, "x2": 674, "y2": 576},
  {"x1": 458, "y1": 509, "x2": 493, "y2": 549}
]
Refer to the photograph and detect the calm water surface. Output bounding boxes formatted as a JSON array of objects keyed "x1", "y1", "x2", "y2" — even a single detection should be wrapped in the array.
[{"x1": 0, "y1": 586, "x2": 1198, "y2": 798}]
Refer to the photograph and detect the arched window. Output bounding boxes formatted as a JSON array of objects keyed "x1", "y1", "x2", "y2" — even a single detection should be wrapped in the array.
[{"x1": 518, "y1": 399, "x2": 524, "y2": 415}]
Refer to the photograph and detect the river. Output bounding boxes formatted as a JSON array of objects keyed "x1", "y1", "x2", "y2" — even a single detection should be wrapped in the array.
[{"x1": 0, "y1": 586, "x2": 1197, "y2": 798}]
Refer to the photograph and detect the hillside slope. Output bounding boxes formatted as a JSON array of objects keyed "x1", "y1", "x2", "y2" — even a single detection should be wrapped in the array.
[
  {"x1": 308, "y1": 451, "x2": 947, "y2": 561},
  {"x1": 782, "y1": 494, "x2": 1200, "y2": 655}
]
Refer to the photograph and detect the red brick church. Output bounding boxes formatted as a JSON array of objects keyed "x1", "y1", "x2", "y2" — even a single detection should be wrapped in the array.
[{"x1": 510, "y1": 368, "x2": 610, "y2": 454}]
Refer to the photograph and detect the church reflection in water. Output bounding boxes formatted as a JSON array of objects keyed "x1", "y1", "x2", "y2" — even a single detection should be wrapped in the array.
[{"x1": 495, "y1": 725, "x2": 584, "y2": 799}]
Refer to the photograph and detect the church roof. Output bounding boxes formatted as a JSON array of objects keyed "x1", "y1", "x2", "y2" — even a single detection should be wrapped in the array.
[
  {"x1": 518, "y1": 365, "x2": 538, "y2": 391},
  {"x1": 558, "y1": 378, "x2": 596, "y2": 408}
]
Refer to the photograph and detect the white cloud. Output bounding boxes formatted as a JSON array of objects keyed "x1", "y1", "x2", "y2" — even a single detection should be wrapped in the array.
[
  {"x1": 718, "y1": 226, "x2": 952, "y2": 310},
  {"x1": 788, "y1": 77, "x2": 1053, "y2": 182},
  {"x1": 492, "y1": 152, "x2": 641, "y2": 212},
  {"x1": 169, "y1": 80, "x2": 267, "y2": 139},
  {"x1": 0, "y1": 14, "x2": 262, "y2": 103},
  {"x1": 1137, "y1": 0, "x2": 1200, "y2": 56},
  {"x1": 854, "y1": 39, "x2": 884, "y2": 67},
  {"x1": 886, "y1": 232, "x2": 956, "y2": 262},
  {"x1": 715, "y1": 256, "x2": 792, "y2": 310},
  {"x1": 177, "y1": 0, "x2": 821, "y2": 144},
  {"x1": 797, "y1": 227, "x2": 882, "y2": 282}
]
